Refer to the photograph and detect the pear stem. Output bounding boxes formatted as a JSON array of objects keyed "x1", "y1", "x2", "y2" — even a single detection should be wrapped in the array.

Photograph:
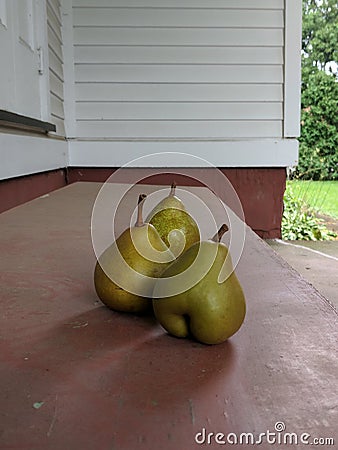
[
  {"x1": 135, "y1": 194, "x2": 147, "y2": 227},
  {"x1": 169, "y1": 181, "x2": 177, "y2": 197},
  {"x1": 211, "y1": 224, "x2": 229, "y2": 242}
]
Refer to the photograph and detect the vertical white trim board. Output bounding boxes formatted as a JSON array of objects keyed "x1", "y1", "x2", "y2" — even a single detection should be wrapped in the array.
[
  {"x1": 284, "y1": 0, "x2": 302, "y2": 137},
  {"x1": 35, "y1": 0, "x2": 51, "y2": 123}
]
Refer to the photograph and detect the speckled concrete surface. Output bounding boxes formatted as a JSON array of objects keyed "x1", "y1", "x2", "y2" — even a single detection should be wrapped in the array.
[{"x1": 267, "y1": 239, "x2": 338, "y2": 309}]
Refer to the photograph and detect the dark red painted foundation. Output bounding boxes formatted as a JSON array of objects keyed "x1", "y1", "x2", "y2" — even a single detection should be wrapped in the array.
[
  {"x1": 0, "y1": 167, "x2": 286, "y2": 238},
  {"x1": 0, "y1": 169, "x2": 67, "y2": 214},
  {"x1": 68, "y1": 167, "x2": 286, "y2": 239}
]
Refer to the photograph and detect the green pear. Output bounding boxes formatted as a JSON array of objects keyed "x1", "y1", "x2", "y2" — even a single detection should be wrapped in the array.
[
  {"x1": 94, "y1": 194, "x2": 174, "y2": 313},
  {"x1": 152, "y1": 224, "x2": 246, "y2": 344},
  {"x1": 146, "y1": 182, "x2": 200, "y2": 257}
]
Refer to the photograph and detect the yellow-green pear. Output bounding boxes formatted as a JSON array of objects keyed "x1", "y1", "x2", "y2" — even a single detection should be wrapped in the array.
[
  {"x1": 94, "y1": 194, "x2": 174, "y2": 313},
  {"x1": 152, "y1": 224, "x2": 246, "y2": 344},
  {"x1": 146, "y1": 182, "x2": 200, "y2": 257}
]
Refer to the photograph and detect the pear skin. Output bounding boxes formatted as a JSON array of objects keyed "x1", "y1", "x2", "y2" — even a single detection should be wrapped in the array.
[
  {"x1": 94, "y1": 194, "x2": 173, "y2": 313},
  {"x1": 152, "y1": 225, "x2": 246, "y2": 344},
  {"x1": 146, "y1": 183, "x2": 200, "y2": 257}
]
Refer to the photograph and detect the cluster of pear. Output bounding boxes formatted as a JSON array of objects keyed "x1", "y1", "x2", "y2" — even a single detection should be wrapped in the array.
[{"x1": 94, "y1": 183, "x2": 246, "y2": 345}]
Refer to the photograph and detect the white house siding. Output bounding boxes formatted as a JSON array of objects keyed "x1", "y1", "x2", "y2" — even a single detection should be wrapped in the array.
[
  {"x1": 47, "y1": 0, "x2": 65, "y2": 135},
  {"x1": 72, "y1": 0, "x2": 284, "y2": 140}
]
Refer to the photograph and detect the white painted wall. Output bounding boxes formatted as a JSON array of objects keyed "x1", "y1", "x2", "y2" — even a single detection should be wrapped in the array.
[
  {"x1": 0, "y1": 0, "x2": 48, "y2": 120},
  {"x1": 0, "y1": 1, "x2": 67, "y2": 182},
  {"x1": 68, "y1": 139, "x2": 298, "y2": 168},
  {"x1": 71, "y1": 0, "x2": 286, "y2": 141},
  {"x1": 66, "y1": 0, "x2": 301, "y2": 168},
  {"x1": 0, "y1": 133, "x2": 68, "y2": 180},
  {"x1": 0, "y1": 0, "x2": 302, "y2": 180}
]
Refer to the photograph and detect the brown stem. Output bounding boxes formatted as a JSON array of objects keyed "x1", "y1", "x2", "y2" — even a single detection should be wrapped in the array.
[
  {"x1": 169, "y1": 181, "x2": 177, "y2": 197},
  {"x1": 211, "y1": 224, "x2": 229, "y2": 242},
  {"x1": 135, "y1": 194, "x2": 147, "y2": 227}
]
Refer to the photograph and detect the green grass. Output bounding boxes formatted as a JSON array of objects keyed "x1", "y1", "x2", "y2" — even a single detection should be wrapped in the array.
[{"x1": 287, "y1": 180, "x2": 338, "y2": 218}]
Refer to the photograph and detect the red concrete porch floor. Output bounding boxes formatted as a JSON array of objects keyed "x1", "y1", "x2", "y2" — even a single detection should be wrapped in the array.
[{"x1": 0, "y1": 182, "x2": 337, "y2": 450}]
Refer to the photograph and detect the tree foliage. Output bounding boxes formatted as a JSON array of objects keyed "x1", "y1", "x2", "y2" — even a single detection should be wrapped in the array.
[
  {"x1": 296, "y1": 0, "x2": 338, "y2": 180},
  {"x1": 302, "y1": 0, "x2": 338, "y2": 75}
]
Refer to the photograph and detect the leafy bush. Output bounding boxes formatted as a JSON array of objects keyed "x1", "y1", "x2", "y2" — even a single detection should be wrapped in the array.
[
  {"x1": 297, "y1": 70, "x2": 338, "y2": 180},
  {"x1": 297, "y1": 0, "x2": 338, "y2": 181},
  {"x1": 282, "y1": 184, "x2": 336, "y2": 240}
]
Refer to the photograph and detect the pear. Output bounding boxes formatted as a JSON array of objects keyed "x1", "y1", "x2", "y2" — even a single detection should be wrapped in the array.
[
  {"x1": 94, "y1": 194, "x2": 174, "y2": 313},
  {"x1": 152, "y1": 224, "x2": 246, "y2": 344},
  {"x1": 146, "y1": 182, "x2": 200, "y2": 257}
]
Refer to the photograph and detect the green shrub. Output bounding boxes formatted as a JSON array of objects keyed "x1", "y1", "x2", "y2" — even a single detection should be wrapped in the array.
[
  {"x1": 299, "y1": 0, "x2": 338, "y2": 180},
  {"x1": 297, "y1": 70, "x2": 338, "y2": 181},
  {"x1": 282, "y1": 184, "x2": 336, "y2": 240}
]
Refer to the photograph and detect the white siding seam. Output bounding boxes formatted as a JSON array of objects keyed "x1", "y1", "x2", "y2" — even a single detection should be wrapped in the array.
[
  {"x1": 48, "y1": 23, "x2": 63, "y2": 45},
  {"x1": 47, "y1": 2, "x2": 62, "y2": 28},
  {"x1": 50, "y1": 91, "x2": 64, "y2": 102},
  {"x1": 48, "y1": 45, "x2": 63, "y2": 64},
  {"x1": 49, "y1": 67, "x2": 64, "y2": 83},
  {"x1": 47, "y1": 0, "x2": 62, "y2": 22}
]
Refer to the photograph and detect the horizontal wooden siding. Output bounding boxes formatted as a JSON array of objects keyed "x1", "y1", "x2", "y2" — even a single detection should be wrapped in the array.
[
  {"x1": 47, "y1": 0, "x2": 65, "y2": 135},
  {"x1": 72, "y1": 0, "x2": 284, "y2": 139}
]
